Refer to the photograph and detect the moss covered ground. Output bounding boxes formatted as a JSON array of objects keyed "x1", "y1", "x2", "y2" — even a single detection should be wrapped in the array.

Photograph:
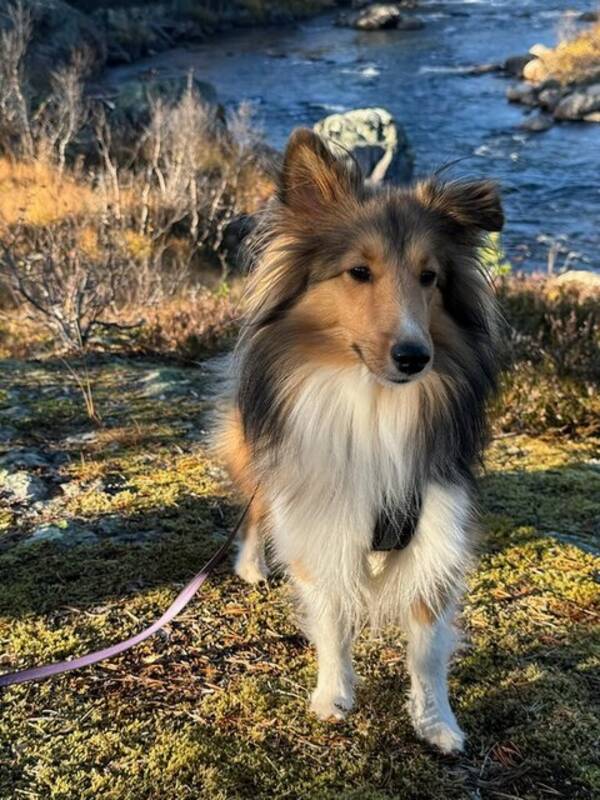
[{"x1": 0, "y1": 354, "x2": 598, "y2": 799}]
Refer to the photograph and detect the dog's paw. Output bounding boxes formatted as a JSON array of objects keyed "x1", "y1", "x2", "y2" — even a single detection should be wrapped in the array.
[
  {"x1": 413, "y1": 718, "x2": 465, "y2": 754},
  {"x1": 310, "y1": 688, "x2": 354, "y2": 722},
  {"x1": 234, "y1": 552, "x2": 269, "y2": 584}
]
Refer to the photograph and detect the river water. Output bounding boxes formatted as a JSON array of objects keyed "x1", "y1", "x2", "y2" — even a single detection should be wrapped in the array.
[{"x1": 107, "y1": 0, "x2": 600, "y2": 271}]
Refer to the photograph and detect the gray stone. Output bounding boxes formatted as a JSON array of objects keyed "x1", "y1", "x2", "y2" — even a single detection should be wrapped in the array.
[
  {"x1": 521, "y1": 113, "x2": 554, "y2": 132},
  {"x1": 140, "y1": 368, "x2": 190, "y2": 398},
  {"x1": 537, "y1": 87, "x2": 563, "y2": 112},
  {"x1": 0, "y1": 470, "x2": 48, "y2": 503},
  {"x1": 26, "y1": 521, "x2": 99, "y2": 547},
  {"x1": 506, "y1": 83, "x2": 539, "y2": 106},
  {"x1": 0, "y1": 427, "x2": 17, "y2": 443},
  {"x1": 554, "y1": 85, "x2": 600, "y2": 120},
  {"x1": 354, "y1": 4, "x2": 402, "y2": 30},
  {"x1": 0, "y1": 449, "x2": 51, "y2": 469},
  {"x1": 28, "y1": 524, "x2": 65, "y2": 544},
  {"x1": 314, "y1": 107, "x2": 414, "y2": 184},
  {"x1": 2, "y1": 405, "x2": 30, "y2": 420},
  {"x1": 63, "y1": 431, "x2": 98, "y2": 446},
  {"x1": 504, "y1": 53, "x2": 535, "y2": 78}
]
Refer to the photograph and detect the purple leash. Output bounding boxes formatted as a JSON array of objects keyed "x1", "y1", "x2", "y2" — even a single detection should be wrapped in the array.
[{"x1": 0, "y1": 497, "x2": 253, "y2": 688}]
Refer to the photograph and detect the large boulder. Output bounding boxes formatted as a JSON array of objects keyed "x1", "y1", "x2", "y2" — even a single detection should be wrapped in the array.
[
  {"x1": 0, "y1": 0, "x2": 106, "y2": 96},
  {"x1": 340, "y1": 3, "x2": 424, "y2": 31},
  {"x1": 314, "y1": 107, "x2": 414, "y2": 184},
  {"x1": 355, "y1": 3, "x2": 402, "y2": 30},
  {"x1": 554, "y1": 84, "x2": 600, "y2": 120},
  {"x1": 522, "y1": 57, "x2": 549, "y2": 84}
]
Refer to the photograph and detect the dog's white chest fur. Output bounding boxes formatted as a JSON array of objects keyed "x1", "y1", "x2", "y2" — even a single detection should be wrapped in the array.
[{"x1": 265, "y1": 365, "x2": 470, "y2": 622}]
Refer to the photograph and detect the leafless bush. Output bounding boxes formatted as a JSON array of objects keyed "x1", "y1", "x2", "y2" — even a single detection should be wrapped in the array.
[
  {"x1": 91, "y1": 80, "x2": 265, "y2": 283},
  {"x1": 0, "y1": 1, "x2": 89, "y2": 166},
  {"x1": 0, "y1": 222, "x2": 129, "y2": 349},
  {"x1": 0, "y1": 0, "x2": 34, "y2": 157}
]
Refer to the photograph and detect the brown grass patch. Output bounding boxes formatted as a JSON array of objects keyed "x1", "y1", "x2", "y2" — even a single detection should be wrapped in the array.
[
  {"x1": 0, "y1": 158, "x2": 100, "y2": 227},
  {"x1": 536, "y1": 21, "x2": 600, "y2": 84}
]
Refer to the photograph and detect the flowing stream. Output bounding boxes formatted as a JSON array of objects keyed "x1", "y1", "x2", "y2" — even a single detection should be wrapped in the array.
[{"x1": 106, "y1": 0, "x2": 600, "y2": 271}]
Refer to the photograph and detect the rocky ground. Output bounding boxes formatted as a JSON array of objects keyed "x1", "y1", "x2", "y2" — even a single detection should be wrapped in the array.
[{"x1": 0, "y1": 349, "x2": 598, "y2": 799}]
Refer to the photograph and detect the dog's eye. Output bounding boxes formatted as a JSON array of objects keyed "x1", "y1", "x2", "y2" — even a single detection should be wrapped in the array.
[
  {"x1": 419, "y1": 270, "x2": 437, "y2": 287},
  {"x1": 348, "y1": 266, "x2": 372, "y2": 283}
]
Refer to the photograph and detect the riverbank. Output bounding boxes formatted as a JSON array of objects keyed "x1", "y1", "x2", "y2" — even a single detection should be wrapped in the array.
[{"x1": 505, "y1": 15, "x2": 600, "y2": 130}]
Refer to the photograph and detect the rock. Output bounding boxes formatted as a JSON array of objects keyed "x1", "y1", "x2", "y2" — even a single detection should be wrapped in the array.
[
  {"x1": 314, "y1": 107, "x2": 414, "y2": 184},
  {"x1": 26, "y1": 521, "x2": 99, "y2": 547},
  {"x1": 504, "y1": 53, "x2": 535, "y2": 78},
  {"x1": 0, "y1": 449, "x2": 51, "y2": 469},
  {"x1": 140, "y1": 368, "x2": 190, "y2": 398},
  {"x1": 354, "y1": 4, "x2": 403, "y2": 30},
  {"x1": 111, "y1": 76, "x2": 218, "y2": 136},
  {"x1": 584, "y1": 111, "x2": 600, "y2": 122},
  {"x1": 0, "y1": 470, "x2": 47, "y2": 503},
  {"x1": 554, "y1": 84, "x2": 600, "y2": 120},
  {"x1": 523, "y1": 57, "x2": 549, "y2": 84},
  {"x1": 0, "y1": 427, "x2": 17, "y2": 443},
  {"x1": 521, "y1": 112, "x2": 554, "y2": 132},
  {"x1": 537, "y1": 85, "x2": 563, "y2": 112},
  {"x1": 463, "y1": 63, "x2": 503, "y2": 76},
  {"x1": 63, "y1": 431, "x2": 98, "y2": 447},
  {"x1": 529, "y1": 43, "x2": 551, "y2": 58},
  {"x1": 0, "y1": 0, "x2": 106, "y2": 96},
  {"x1": 578, "y1": 11, "x2": 598, "y2": 23},
  {"x1": 28, "y1": 524, "x2": 65, "y2": 545},
  {"x1": 94, "y1": 6, "x2": 207, "y2": 66},
  {"x1": 506, "y1": 83, "x2": 539, "y2": 106}
]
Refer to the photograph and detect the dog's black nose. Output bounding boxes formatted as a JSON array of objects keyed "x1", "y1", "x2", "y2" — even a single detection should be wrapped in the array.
[{"x1": 390, "y1": 342, "x2": 431, "y2": 375}]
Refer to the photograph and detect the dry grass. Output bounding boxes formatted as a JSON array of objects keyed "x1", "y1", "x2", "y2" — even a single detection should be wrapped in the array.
[
  {"x1": 534, "y1": 21, "x2": 600, "y2": 84},
  {"x1": 0, "y1": 158, "x2": 99, "y2": 227}
]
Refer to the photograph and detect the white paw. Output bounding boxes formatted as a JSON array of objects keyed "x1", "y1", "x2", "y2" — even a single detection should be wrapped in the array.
[
  {"x1": 234, "y1": 551, "x2": 269, "y2": 585},
  {"x1": 310, "y1": 688, "x2": 354, "y2": 722},
  {"x1": 408, "y1": 694, "x2": 465, "y2": 754},
  {"x1": 415, "y1": 720, "x2": 465, "y2": 754}
]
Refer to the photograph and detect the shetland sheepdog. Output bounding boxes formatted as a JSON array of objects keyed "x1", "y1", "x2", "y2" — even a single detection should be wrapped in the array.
[{"x1": 216, "y1": 128, "x2": 503, "y2": 753}]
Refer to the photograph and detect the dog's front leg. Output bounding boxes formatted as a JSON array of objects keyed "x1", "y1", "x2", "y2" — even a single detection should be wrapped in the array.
[
  {"x1": 291, "y1": 566, "x2": 356, "y2": 721},
  {"x1": 406, "y1": 604, "x2": 465, "y2": 754}
]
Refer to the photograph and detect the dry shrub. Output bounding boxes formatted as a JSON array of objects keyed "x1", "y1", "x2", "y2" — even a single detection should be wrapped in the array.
[
  {"x1": 493, "y1": 276, "x2": 600, "y2": 437},
  {"x1": 0, "y1": 157, "x2": 99, "y2": 226},
  {"x1": 133, "y1": 290, "x2": 239, "y2": 360},
  {"x1": 537, "y1": 20, "x2": 600, "y2": 84}
]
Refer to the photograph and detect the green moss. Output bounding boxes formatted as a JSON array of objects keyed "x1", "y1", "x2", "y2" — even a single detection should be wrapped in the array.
[{"x1": 0, "y1": 358, "x2": 598, "y2": 799}]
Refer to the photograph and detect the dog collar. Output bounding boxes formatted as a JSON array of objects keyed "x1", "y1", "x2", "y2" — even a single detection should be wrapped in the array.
[{"x1": 372, "y1": 490, "x2": 422, "y2": 551}]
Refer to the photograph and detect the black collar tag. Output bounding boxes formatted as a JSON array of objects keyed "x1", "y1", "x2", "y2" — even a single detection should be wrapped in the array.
[{"x1": 372, "y1": 490, "x2": 422, "y2": 551}]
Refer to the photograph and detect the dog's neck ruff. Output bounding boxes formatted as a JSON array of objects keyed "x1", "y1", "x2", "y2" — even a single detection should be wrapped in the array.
[{"x1": 279, "y1": 365, "x2": 426, "y2": 552}]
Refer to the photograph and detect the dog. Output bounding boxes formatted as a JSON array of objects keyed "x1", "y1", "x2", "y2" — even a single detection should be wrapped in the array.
[{"x1": 215, "y1": 128, "x2": 503, "y2": 754}]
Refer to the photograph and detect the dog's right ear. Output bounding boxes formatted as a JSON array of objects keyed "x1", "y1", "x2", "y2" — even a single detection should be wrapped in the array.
[{"x1": 280, "y1": 128, "x2": 360, "y2": 213}]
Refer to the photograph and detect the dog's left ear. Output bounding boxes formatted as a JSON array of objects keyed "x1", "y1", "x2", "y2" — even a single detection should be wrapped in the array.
[
  {"x1": 279, "y1": 127, "x2": 361, "y2": 213},
  {"x1": 417, "y1": 179, "x2": 504, "y2": 232}
]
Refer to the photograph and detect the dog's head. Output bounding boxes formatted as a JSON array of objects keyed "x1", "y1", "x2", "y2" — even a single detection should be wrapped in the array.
[{"x1": 248, "y1": 128, "x2": 504, "y2": 386}]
